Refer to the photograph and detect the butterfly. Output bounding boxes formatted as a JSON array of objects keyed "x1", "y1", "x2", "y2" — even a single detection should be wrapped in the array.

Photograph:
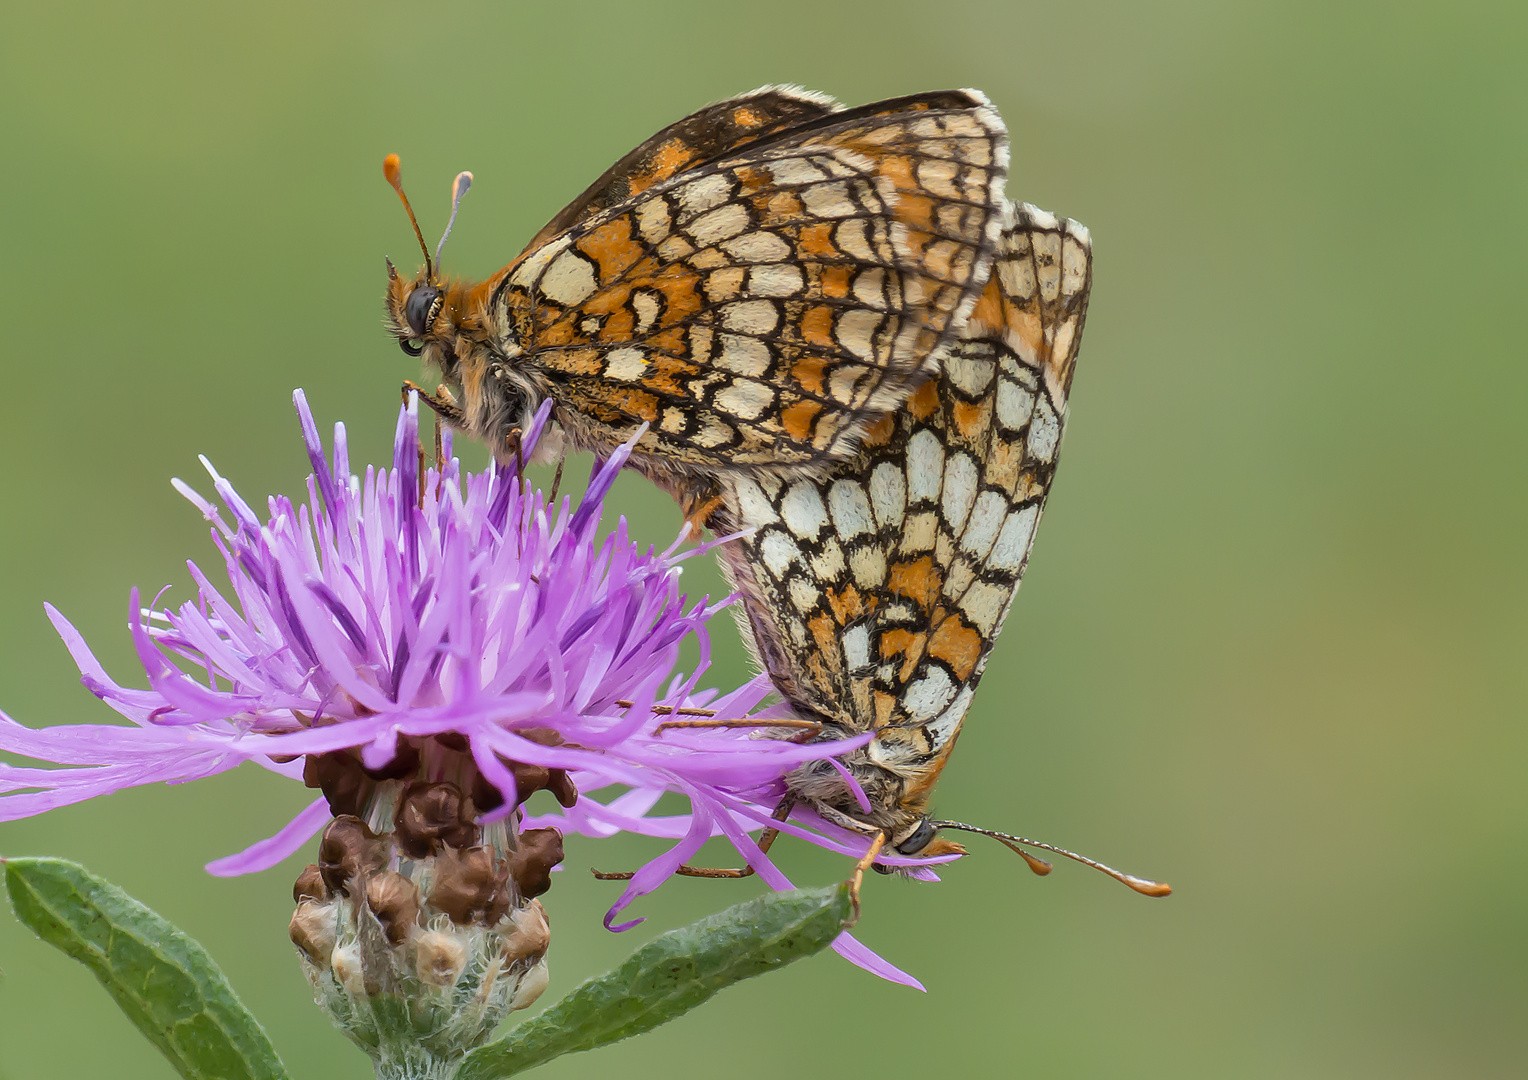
[
  {"x1": 688, "y1": 200, "x2": 1170, "y2": 894},
  {"x1": 383, "y1": 86, "x2": 1009, "y2": 509}
]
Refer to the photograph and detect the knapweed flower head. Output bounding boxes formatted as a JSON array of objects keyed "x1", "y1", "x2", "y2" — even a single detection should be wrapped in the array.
[{"x1": 0, "y1": 390, "x2": 931, "y2": 988}]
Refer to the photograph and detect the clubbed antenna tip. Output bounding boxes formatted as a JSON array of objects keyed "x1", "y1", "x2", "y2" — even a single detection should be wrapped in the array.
[
  {"x1": 929, "y1": 820, "x2": 1172, "y2": 897},
  {"x1": 383, "y1": 153, "x2": 433, "y2": 282}
]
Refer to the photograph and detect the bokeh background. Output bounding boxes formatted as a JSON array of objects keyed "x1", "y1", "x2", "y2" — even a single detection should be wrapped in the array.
[{"x1": 2, "y1": 2, "x2": 1524, "y2": 1076}]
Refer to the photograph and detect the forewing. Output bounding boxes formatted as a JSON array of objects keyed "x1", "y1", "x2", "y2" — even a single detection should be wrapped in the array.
[
  {"x1": 496, "y1": 91, "x2": 1009, "y2": 469},
  {"x1": 518, "y1": 85, "x2": 842, "y2": 254},
  {"x1": 709, "y1": 202, "x2": 1093, "y2": 766}
]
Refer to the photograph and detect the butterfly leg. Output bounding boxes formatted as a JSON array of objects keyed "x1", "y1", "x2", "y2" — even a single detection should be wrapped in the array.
[
  {"x1": 401, "y1": 380, "x2": 465, "y2": 426},
  {"x1": 591, "y1": 797, "x2": 796, "y2": 881},
  {"x1": 615, "y1": 701, "x2": 823, "y2": 744},
  {"x1": 652, "y1": 717, "x2": 822, "y2": 742},
  {"x1": 547, "y1": 454, "x2": 566, "y2": 507},
  {"x1": 847, "y1": 832, "x2": 887, "y2": 919},
  {"x1": 616, "y1": 702, "x2": 719, "y2": 716}
]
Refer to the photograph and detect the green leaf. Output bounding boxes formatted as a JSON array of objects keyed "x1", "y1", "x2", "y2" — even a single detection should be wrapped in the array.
[
  {"x1": 4, "y1": 857, "x2": 290, "y2": 1080},
  {"x1": 454, "y1": 883, "x2": 853, "y2": 1079}
]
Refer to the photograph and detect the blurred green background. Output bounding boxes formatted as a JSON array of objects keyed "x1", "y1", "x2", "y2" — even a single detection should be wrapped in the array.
[{"x1": 2, "y1": 1, "x2": 1524, "y2": 1076}]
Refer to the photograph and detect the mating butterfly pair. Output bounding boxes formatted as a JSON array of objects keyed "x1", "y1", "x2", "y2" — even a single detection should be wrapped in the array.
[{"x1": 383, "y1": 85, "x2": 1167, "y2": 896}]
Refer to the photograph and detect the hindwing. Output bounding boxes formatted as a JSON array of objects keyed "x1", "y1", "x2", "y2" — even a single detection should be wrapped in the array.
[{"x1": 704, "y1": 202, "x2": 1093, "y2": 820}]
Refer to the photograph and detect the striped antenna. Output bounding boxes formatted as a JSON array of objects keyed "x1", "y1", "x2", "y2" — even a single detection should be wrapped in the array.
[
  {"x1": 928, "y1": 820, "x2": 1172, "y2": 897},
  {"x1": 435, "y1": 171, "x2": 473, "y2": 264},
  {"x1": 383, "y1": 154, "x2": 433, "y2": 282}
]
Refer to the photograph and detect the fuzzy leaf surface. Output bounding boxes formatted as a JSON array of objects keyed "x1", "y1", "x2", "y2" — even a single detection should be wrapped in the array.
[
  {"x1": 4, "y1": 857, "x2": 290, "y2": 1080},
  {"x1": 454, "y1": 883, "x2": 853, "y2": 1078}
]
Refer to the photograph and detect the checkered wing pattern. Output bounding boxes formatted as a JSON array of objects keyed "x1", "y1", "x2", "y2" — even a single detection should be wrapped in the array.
[
  {"x1": 517, "y1": 85, "x2": 841, "y2": 255},
  {"x1": 706, "y1": 202, "x2": 1093, "y2": 824},
  {"x1": 495, "y1": 91, "x2": 1010, "y2": 470}
]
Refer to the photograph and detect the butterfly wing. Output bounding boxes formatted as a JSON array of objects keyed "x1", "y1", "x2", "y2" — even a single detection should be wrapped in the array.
[
  {"x1": 705, "y1": 202, "x2": 1093, "y2": 825},
  {"x1": 517, "y1": 85, "x2": 842, "y2": 255},
  {"x1": 494, "y1": 91, "x2": 1010, "y2": 471}
]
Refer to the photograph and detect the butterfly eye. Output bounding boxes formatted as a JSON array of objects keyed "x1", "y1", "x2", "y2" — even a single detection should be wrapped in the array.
[
  {"x1": 405, "y1": 285, "x2": 443, "y2": 337},
  {"x1": 399, "y1": 338, "x2": 424, "y2": 357},
  {"x1": 895, "y1": 818, "x2": 939, "y2": 855}
]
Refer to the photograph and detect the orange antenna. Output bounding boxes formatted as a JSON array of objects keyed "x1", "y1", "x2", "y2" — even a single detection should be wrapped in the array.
[
  {"x1": 928, "y1": 820, "x2": 1172, "y2": 897},
  {"x1": 434, "y1": 171, "x2": 473, "y2": 265},
  {"x1": 383, "y1": 153, "x2": 433, "y2": 282}
]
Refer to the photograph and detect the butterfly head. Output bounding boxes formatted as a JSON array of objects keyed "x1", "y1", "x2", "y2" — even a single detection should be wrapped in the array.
[
  {"x1": 891, "y1": 817, "x2": 967, "y2": 858},
  {"x1": 867, "y1": 815, "x2": 967, "y2": 876},
  {"x1": 385, "y1": 262, "x2": 453, "y2": 362}
]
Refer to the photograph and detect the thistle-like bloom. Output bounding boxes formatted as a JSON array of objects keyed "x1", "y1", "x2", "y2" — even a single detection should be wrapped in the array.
[
  {"x1": 0, "y1": 391, "x2": 930, "y2": 987},
  {"x1": 1, "y1": 392, "x2": 803, "y2": 867}
]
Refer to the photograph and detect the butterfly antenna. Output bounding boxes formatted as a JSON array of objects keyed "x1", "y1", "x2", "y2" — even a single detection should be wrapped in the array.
[
  {"x1": 929, "y1": 820, "x2": 1172, "y2": 897},
  {"x1": 434, "y1": 171, "x2": 473, "y2": 265},
  {"x1": 383, "y1": 154, "x2": 433, "y2": 282}
]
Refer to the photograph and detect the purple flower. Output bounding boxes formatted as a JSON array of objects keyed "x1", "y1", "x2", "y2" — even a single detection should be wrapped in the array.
[{"x1": 0, "y1": 390, "x2": 935, "y2": 985}]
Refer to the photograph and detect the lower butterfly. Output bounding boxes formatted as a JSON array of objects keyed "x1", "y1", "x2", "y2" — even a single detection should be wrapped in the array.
[{"x1": 676, "y1": 201, "x2": 1170, "y2": 896}]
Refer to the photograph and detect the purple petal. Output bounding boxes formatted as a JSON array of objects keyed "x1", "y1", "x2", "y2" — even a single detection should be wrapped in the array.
[
  {"x1": 2, "y1": 390, "x2": 931, "y2": 985},
  {"x1": 206, "y1": 796, "x2": 331, "y2": 876}
]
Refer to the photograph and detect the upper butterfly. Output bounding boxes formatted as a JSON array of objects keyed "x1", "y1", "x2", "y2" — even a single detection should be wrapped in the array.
[{"x1": 383, "y1": 86, "x2": 1008, "y2": 501}]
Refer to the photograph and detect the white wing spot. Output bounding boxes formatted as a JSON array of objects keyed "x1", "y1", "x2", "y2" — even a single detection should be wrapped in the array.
[
  {"x1": 810, "y1": 540, "x2": 846, "y2": 581},
  {"x1": 941, "y1": 452, "x2": 978, "y2": 533},
  {"x1": 906, "y1": 429, "x2": 944, "y2": 504},
  {"x1": 800, "y1": 180, "x2": 858, "y2": 218},
  {"x1": 835, "y1": 308, "x2": 881, "y2": 360},
  {"x1": 732, "y1": 477, "x2": 779, "y2": 525},
  {"x1": 959, "y1": 581, "x2": 1011, "y2": 637},
  {"x1": 849, "y1": 546, "x2": 887, "y2": 590},
  {"x1": 834, "y1": 218, "x2": 873, "y2": 261},
  {"x1": 788, "y1": 576, "x2": 820, "y2": 613},
  {"x1": 714, "y1": 380, "x2": 773, "y2": 421},
  {"x1": 1026, "y1": 400, "x2": 1060, "y2": 462},
  {"x1": 903, "y1": 668, "x2": 956, "y2": 721},
  {"x1": 828, "y1": 479, "x2": 875, "y2": 539},
  {"x1": 766, "y1": 156, "x2": 829, "y2": 186},
  {"x1": 677, "y1": 173, "x2": 734, "y2": 217},
  {"x1": 759, "y1": 531, "x2": 799, "y2": 578},
  {"x1": 869, "y1": 462, "x2": 906, "y2": 529},
  {"x1": 843, "y1": 624, "x2": 871, "y2": 670},
  {"x1": 723, "y1": 300, "x2": 780, "y2": 335},
  {"x1": 749, "y1": 263, "x2": 805, "y2": 297},
  {"x1": 1062, "y1": 235, "x2": 1089, "y2": 295},
  {"x1": 996, "y1": 378, "x2": 1036, "y2": 431},
  {"x1": 723, "y1": 231, "x2": 791, "y2": 263},
  {"x1": 960, "y1": 490, "x2": 1007, "y2": 556},
  {"x1": 927, "y1": 686, "x2": 974, "y2": 749},
  {"x1": 689, "y1": 202, "x2": 750, "y2": 246},
  {"x1": 901, "y1": 510, "x2": 937, "y2": 553},
  {"x1": 539, "y1": 251, "x2": 597, "y2": 306},
  {"x1": 715, "y1": 334, "x2": 771, "y2": 377},
  {"x1": 852, "y1": 267, "x2": 888, "y2": 309},
  {"x1": 604, "y1": 347, "x2": 648, "y2": 382},
  {"x1": 780, "y1": 480, "x2": 830, "y2": 541},
  {"x1": 635, "y1": 198, "x2": 672, "y2": 243},
  {"x1": 989, "y1": 506, "x2": 1039, "y2": 573},
  {"x1": 631, "y1": 291, "x2": 661, "y2": 334}
]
